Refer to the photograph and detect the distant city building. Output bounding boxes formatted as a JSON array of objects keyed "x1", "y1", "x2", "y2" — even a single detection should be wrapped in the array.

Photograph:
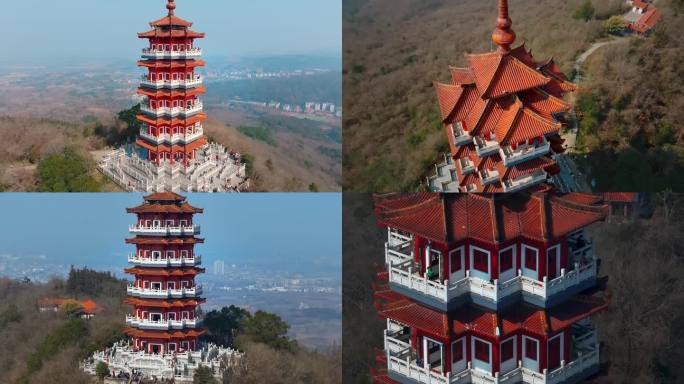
[
  {"x1": 623, "y1": 0, "x2": 661, "y2": 34},
  {"x1": 213, "y1": 260, "x2": 225, "y2": 275}
]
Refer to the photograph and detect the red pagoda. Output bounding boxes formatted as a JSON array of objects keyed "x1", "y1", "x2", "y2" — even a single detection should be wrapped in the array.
[
  {"x1": 428, "y1": 0, "x2": 575, "y2": 193},
  {"x1": 371, "y1": 191, "x2": 609, "y2": 384},
  {"x1": 124, "y1": 192, "x2": 207, "y2": 354},
  {"x1": 137, "y1": 0, "x2": 208, "y2": 165}
]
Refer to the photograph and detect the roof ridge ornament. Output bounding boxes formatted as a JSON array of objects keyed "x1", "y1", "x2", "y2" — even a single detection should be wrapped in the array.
[
  {"x1": 492, "y1": 0, "x2": 516, "y2": 53},
  {"x1": 167, "y1": 0, "x2": 176, "y2": 16}
]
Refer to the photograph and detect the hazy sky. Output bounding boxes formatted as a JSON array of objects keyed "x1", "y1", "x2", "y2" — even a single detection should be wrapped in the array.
[
  {"x1": 0, "y1": 193, "x2": 341, "y2": 273},
  {"x1": 0, "y1": 0, "x2": 341, "y2": 63}
]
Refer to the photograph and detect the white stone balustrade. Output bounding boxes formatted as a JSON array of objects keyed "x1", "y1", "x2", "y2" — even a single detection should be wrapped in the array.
[
  {"x1": 127, "y1": 254, "x2": 201, "y2": 267},
  {"x1": 140, "y1": 75, "x2": 203, "y2": 89},
  {"x1": 142, "y1": 47, "x2": 202, "y2": 59},
  {"x1": 139, "y1": 127, "x2": 204, "y2": 145},
  {"x1": 126, "y1": 315, "x2": 202, "y2": 330},
  {"x1": 126, "y1": 285, "x2": 203, "y2": 299},
  {"x1": 140, "y1": 101, "x2": 203, "y2": 117},
  {"x1": 129, "y1": 224, "x2": 200, "y2": 235}
]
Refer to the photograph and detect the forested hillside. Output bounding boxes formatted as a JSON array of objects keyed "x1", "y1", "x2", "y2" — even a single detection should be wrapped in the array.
[
  {"x1": 574, "y1": 1, "x2": 684, "y2": 190},
  {"x1": 0, "y1": 268, "x2": 341, "y2": 384}
]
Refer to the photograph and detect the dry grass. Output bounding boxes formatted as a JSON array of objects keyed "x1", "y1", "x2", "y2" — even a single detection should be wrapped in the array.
[{"x1": 343, "y1": 0, "x2": 621, "y2": 191}]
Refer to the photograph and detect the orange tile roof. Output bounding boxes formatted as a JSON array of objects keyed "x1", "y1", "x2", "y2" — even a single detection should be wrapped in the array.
[
  {"x1": 138, "y1": 60, "x2": 206, "y2": 69},
  {"x1": 138, "y1": 29, "x2": 205, "y2": 39},
  {"x1": 126, "y1": 236, "x2": 205, "y2": 245},
  {"x1": 374, "y1": 191, "x2": 608, "y2": 244},
  {"x1": 124, "y1": 297, "x2": 206, "y2": 308},
  {"x1": 376, "y1": 291, "x2": 608, "y2": 339},
  {"x1": 38, "y1": 298, "x2": 102, "y2": 314},
  {"x1": 498, "y1": 155, "x2": 555, "y2": 181},
  {"x1": 518, "y1": 88, "x2": 572, "y2": 120},
  {"x1": 143, "y1": 192, "x2": 184, "y2": 201},
  {"x1": 136, "y1": 113, "x2": 206, "y2": 127},
  {"x1": 150, "y1": 14, "x2": 193, "y2": 27},
  {"x1": 496, "y1": 104, "x2": 561, "y2": 146},
  {"x1": 127, "y1": 202, "x2": 203, "y2": 214},
  {"x1": 124, "y1": 266, "x2": 206, "y2": 276},
  {"x1": 449, "y1": 67, "x2": 476, "y2": 85},
  {"x1": 136, "y1": 137, "x2": 208, "y2": 154},
  {"x1": 124, "y1": 327, "x2": 206, "y2": 339},
  {"x1": 632, "y1": 7, "x2": 661, "y2": 33},
  {"x1": 466, "y1": 51, "x2": 550, "y2": 99},
  {"x1": 136, "y1": 87, "x2": 206, "y2": 99},
  {"x1": 434, "y1": 82, "x2": 464, "y2": 120}
]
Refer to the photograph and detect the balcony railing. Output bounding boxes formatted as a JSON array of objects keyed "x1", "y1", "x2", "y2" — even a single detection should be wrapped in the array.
[
  {"x1": 139, "y1": 128, "x2": 204, "y2": 145},
  {"x1": 384, "y1": 328, "x2": 599, "y2": 384},
  {"x1": 500, "y1": 140, "x2": 551, "y2": 167},
  {"x1": 502, "y1": 170, "x2": 547, "y2": 193},
  {"x1": 458, "y1": 157, "x2": 475, "y2": 175},
  {"x1": 388, "y1": 256, "x2": 597, "y2": 306},
  {"x1": 140, "y1": 101, "x2": 203, "y2": 117},
  {"x1": 451, "y1": 122, "x2": 471, "y2": 146},
  {"x1": 126, "y1": 285, "x2": 203, "y2": 299},
  {"x1": 140, "y1": 75, "x2": 203, "y2": 89},
  {"x1": 474, "y1": 136, "x2": 500, "y2": 157},
  {"x1": 141, "y1": 48, "x2": 202, "y2": 59},
  {"x1": 127, "y1": 254, "x2": 201, "y2": 267},
  {"x1": 129, "y1": 224, "x2": 200, "y2": 236},
  {"x1": 479, "y1": 169, "x2": 500, "y2": 185},
  {"x1": 126, "y1": 315, "x2": 202, "y2": 330}
]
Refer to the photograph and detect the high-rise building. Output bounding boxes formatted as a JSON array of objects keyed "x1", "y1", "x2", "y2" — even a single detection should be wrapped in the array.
[
  {"x1": 428, "y1": 0, "x2": 575, "y2": 193},
  {"x1": 214, "y1": 260, "x2": 225, "y2": 275},
  {"x1": 371, "y1": 191, "x2": 609, "y2": 384}
]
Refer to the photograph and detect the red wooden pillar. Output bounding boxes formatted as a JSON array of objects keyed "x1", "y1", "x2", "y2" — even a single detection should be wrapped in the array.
[
  {"x1": 492, "y1": 337, "x2": 501, "y2": 376},
  {"x1": 491, "y1": 247, "x2": 499, "y2": 280}
]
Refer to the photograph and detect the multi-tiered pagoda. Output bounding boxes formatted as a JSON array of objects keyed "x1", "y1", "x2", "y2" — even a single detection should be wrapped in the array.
[
  {"x1": 371, "y1": 191, "x2": 609, "y2": 384},
  {"x1": 99, "y1": 0, "x2": 248, "y2": 192},
  {"x1": 124, "y1": 192, "x2": 206, "y2": 354},
  {"x1": 82, "y1": 192, "x2": 240, "y2": 381},
  {"x1": 136, "y1": 0, "x2": 208, "y2": 165},
  {"x1": 428, "y1": 0, "x2": 575, "y2": 193}
]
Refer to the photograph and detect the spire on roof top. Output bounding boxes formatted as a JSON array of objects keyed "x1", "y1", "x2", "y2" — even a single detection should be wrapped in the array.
[
  {"x1": 491, "y1": 0, "x2": 516, "y2": 53},
  {"x1": 167, "y1": 0, "x2": 176, "y2": 16}
]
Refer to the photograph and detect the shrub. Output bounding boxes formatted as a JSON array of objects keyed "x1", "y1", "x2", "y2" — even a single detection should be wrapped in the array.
[
  {"x1": 574, "y1": 0, "x2": 595, "y2": 21},
  {"x1": 95, "y1": 362, "x2": 109, "y2": 379},
  {"x1": 37, "y1": 148, "x2": 101, "y2": 192},
  {"x1": 605, "y1": 15, "x2": 627, "y2": 34}
]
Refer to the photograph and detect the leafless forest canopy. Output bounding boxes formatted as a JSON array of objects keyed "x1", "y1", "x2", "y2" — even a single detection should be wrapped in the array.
[{"x1": 342, "y1": 193, "x2": 684, "y2": 383}]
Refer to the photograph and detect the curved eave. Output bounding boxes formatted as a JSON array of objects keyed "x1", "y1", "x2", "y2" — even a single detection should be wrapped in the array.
[
  {"x1": 124, "y1": 266, "x2": 206, "y2": 276},
  {"x1": 138, "y1": 30, "x2": 205, "y2": 39},
  {"x1": 124, "y1": 297, "x2": 206, "y2": 307},
  {"x1": 137, "y1": 87, "x2": 206, "y2": 98},
  {"x1": 126, "y1": 203, "x2": 204, "y2": 214},
  {"x1": 125, "y1": 236, "x2": 205, "y2": 245},
  {"x1": 137, "y1": 60, "x2": 206, "y2": 69},
  {"x1": 136, "y1": 138, "x2": 208, "y2": 153},
  {"x1": 124, "y1": 327, "x2": 207, "y2": 339},
  {"x1": 136, "y1": 113, "x2": 206, "y2": 126}
]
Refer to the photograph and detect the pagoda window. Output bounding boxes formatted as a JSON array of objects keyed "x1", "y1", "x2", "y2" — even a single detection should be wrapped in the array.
[
  {"x1": 451, "y1": 337, "x2": 467, "y2": 374},
  {"x1": 523, "y1": 336, "x2": 540, "y2": 371},
  {"x1": 165, "y1": 44, "x2": 171, "y2": 51},
  {"x1": 498, "y1": 246, "x2": 516, "y2": 282},
  {"x1": 167, "y1": 342, "x2": 176, "y2": 352},
  {"x1": 422, "y1": 337, "x2": 443, "y2": 373},
  {"x1": 168, "y1": 281, "x2": 176, "y2": 290},
  {"x1": 522, "y1": 245, "x2": 539, "y2": 279},
  {"x1": 181, "y1": 250, "x2": 189, "y2": 258},
  {"x1": 472, "y1": 337, "x2": 492, "y2": 373},
  {"x1": 182, "y1": 311, "x2": 189, "y2": 320},
  {"x1": 187, "y1": 44, "x2": 192, "y2": 50},
  {"x1": 166, "y1": 250, "x2": 176, "y2": 259},
  {"x1": 153, "y1": 219, "x2": 161, "y2": 227},
  {"x1": 470, "y1": 246, "x2": 491, "y2": 281},
  {"x1": 151, "y1": 313, "x2": 162, "y2": 322},
  {"x1": 548, "y1": 333, "x2": 564, "y2": 370},
  {"x1": 546, "y1": 245, "x2": 561, "y2": 279},
  {"x1": 152, "y1": 251, "x2": 161, "y2": 260},
  {"x1": 182, "y1": 341, "x2": 190, "y2": 350},
  {"x1": 449, "y1": 247, "x2": 465, "y2": 282},
  {"x1": 151, "y1": 282, "x2": 162, "y2": 291},
  {"x1": 500, "y1": 336, "x2": 517, "y2": 374}
]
